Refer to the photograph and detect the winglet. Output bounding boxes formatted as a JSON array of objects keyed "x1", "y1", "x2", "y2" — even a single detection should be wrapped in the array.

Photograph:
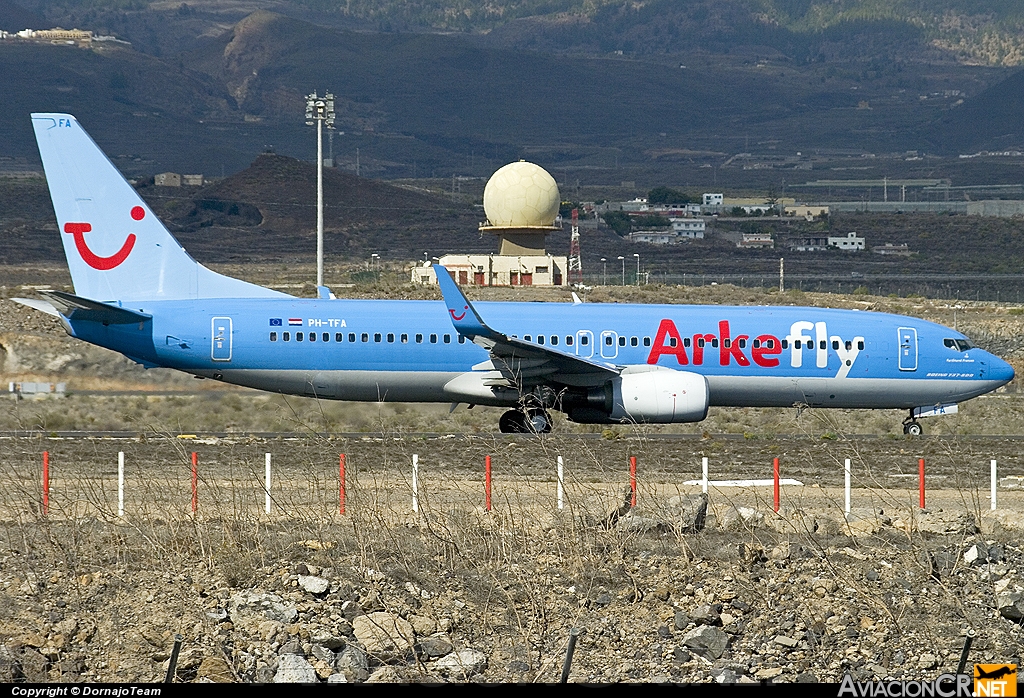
[{"x1": 433, "y1": 264, "x2": 501, "y2": 343}]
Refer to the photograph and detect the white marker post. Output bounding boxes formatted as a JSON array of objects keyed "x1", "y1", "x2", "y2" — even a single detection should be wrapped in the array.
[
  {"x1": 265, "y1": 453, "x2": 272, "y2": 515},
  {"x1": 412, "y1": 454, "x2": 419, "y2": 513},
  {"x1": 991, "y1": 459, "x2": 997, "y2": 511},
  {"x1": 702, "y1": 456, "x2": 709, "y2": 495},
  {"x1": 845, "y1": 458, "x2": 851, "y2": 516},
  {"x1": 118, "y1": 451, "x2": 124, "y2": 518},
  {"x1": 557, "y1": 455, "x2": 564, "y2": 510}
]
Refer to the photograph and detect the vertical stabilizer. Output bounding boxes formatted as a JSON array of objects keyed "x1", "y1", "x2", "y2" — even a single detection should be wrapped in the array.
[{"x1": 31, "y1": 113, "x2": 289, "y2": 301}]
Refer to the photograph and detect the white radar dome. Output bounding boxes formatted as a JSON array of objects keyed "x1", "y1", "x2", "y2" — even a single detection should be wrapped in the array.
[{"x1": 483, "y1": 161, "x2": 560, "y2": 228}]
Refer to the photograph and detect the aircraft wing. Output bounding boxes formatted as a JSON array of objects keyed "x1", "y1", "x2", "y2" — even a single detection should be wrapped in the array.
[{"x1": 433, "y1": 264, "x2": 618, "y2": 388}]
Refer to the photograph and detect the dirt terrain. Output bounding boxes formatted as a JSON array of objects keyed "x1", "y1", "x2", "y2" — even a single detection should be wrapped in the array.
[{"x1": 0, "y1": 432, "x2": 1022, "y2": 684}]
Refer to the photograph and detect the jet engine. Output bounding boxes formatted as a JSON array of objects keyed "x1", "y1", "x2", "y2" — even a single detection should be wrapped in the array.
[{"x1": 566, "y1": 366, "x2": 709, "y2": 424}]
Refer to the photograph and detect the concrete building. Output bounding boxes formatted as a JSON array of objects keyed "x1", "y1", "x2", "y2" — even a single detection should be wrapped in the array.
[
  {"x1": 873, "y1": 243, "x2": 913, "y2": 256},
  {"x1": 828, "y1": 232, "x2": 865, "y2": 251},
  {"x1": 670, "y1": 218, "x2": 706, "y2": 239},
  {"x1": 155, "y1": 172, "x2": 181, "y2": 187},
  {"x1": 629, "y1": 230, "x2": 677, "y2": 244},
  {"x1": 737, "y1": 232, "x2": 774, "y2": 249}
]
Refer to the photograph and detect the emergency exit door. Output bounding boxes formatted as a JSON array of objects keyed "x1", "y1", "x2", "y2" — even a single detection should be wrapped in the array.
[
  {"x1": 212, "y1": 317, "x2": 233, "y2": 362},
  {"x1": 897, "y1": 327, "x2": 917, "y2": 371}
]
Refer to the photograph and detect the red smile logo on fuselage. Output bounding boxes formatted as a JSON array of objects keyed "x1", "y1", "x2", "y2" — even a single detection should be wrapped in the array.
[
  {"x1": 450, "y1": 306, "x2": 468, "y2": 321},
  {"x1": 63, "y1": 205, "x2": 143, "y2": 270}
]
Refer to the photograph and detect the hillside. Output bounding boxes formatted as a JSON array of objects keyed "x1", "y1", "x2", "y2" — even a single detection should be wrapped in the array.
[{"x1": 151, "y1": 153, "x2": 488, "y2": 261}]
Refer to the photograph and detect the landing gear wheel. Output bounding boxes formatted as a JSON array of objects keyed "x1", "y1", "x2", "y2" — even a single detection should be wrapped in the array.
[
  {"x1": 903, "y1": 421, "x2": 923, "y2": 436},
  {"x1": 526, "y1": 408, "x2": 553, "y2": 434}
]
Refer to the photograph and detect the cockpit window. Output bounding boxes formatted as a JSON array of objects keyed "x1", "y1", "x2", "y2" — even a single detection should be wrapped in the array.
[{"x1": 943, "y1": 338, "x2": 975, "y2": 351}]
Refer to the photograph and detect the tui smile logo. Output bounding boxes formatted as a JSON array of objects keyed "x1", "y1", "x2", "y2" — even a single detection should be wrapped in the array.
[
  {"x1": 450, "y1": 306, "x2": 468, "y2": 321},
  {"x1": 62, "y1": 205, "x2": 144, "y2": 270}
]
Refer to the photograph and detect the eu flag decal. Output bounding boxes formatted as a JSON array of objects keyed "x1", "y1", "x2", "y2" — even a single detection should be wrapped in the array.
[{"x1": 269, "y1": 318, "x2": 282, "y2": 326}]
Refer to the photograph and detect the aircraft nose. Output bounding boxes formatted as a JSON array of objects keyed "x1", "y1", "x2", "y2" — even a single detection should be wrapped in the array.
[{"x1": 988, "y1": 353, "x2": 1015, "y2": 386}]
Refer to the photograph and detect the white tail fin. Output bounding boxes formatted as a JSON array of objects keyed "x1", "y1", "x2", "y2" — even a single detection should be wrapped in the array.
[{"x1": 31, "y1": 113, "x2": 289, "y2": 302}]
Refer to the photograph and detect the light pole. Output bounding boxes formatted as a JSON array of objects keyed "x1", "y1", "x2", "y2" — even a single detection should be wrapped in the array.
[
  {"x1": 305, "y1": 91, "x2": 335, "y2": 289},
  {"x1": 633, "y1": 253, "x2": 640, "y2": 285},
  {"x1": 618, "y1": 256, "x2": 625, "y2": 285},
  {"x1": 601, "y1": 258, "x2": 607, "y2": 286},
  {"x1": 371, "y1": 253, "x2": 379, "y2": 279}
]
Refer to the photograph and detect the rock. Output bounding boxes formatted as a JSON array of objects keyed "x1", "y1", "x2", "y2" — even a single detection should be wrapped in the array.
[
  {"x1": 995, "y1": 591, "x2": 1024, "y2": 622},
  {"x1": 326, "y1": 673, "x2": 348, "y2": 683},
  {"x1": 409, "y1": 614, "x2": 437, "y2": 636},
  {"x1": 196, "y1": 656, "x2": 234, "y2": 682},
  {"x1": 774, "y1": 635, "x2": 799, "y2": 648},
  {"x1": 674, "y1": 611, "x2": 690, "y2": 630},
  {"x1": 310, "y1": 632, "x2": 346, "y2": 651},
  {"x1": 366, "y1": 666, "x2": 404, "y2": 683},
  {"x1": 917, "y1": 510, "x2": 977, "y2": 535},
  {"x1": 0, "y1": 646, "x2": 23, "y2": 682},
  {"x1": 666, "y1": 493, "x2": 709, "y2": 533},
  {"x1": 616, "y1": 512, "x2": 670, "y2": 534},
  {"x1": 297, "y1": 575, "x2": 330, "y2": 596},
  {"x1": 335, "y1": 644, "x2": 369, "y2": 683},
  {"x1": 964, "y1": 543, "x2": 987, "y2": 565},
  {"x1": 278, "y1": 639, "x2": 304, "y2": 656},
  {"x1": 352, "y1": 612, "x2": 415, "y2": 661},
  {"x1": 681, "y1": 626, "x2": 729, "y2": 660},
  {"x1": 690, "y1": 604, "x2": 722, "y2": 626},
  {"x1": 717, "y1": 506, "x2": 763, "y2": 531},
  {"x1": 418, "y1": 634, "x2": 454, "y2": 658},
  {"x1": 434, "y1": 649, "x2": 488, "y2": 679},
  {"x1": 273, "y1": 654, "x2": 318, "y2": 683},
  {"x1": 229, "y1": 592, "x2": 298, "y2": 624},
  {"x1": 846, "y1": 508, "x2": 890, "y2": 534}
]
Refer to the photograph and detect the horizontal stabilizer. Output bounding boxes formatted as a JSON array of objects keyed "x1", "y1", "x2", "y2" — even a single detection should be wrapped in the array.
[
  {"x1": 38, "y1": 290, "x2": 152, "y2": 325},
  {"x1": 11, "y1": 297, "x2": 60, "y2": 317}
]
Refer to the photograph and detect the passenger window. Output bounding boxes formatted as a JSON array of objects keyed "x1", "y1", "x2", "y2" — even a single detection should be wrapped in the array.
[
  {"x1": 832, "y1": 340, "x2": 839, "y2": 350},
  {"x1": 581, "y1": 336, "x2": 589, "y2": 346},
  {"x1": 361, "y1": 333, "x2": 368, "y2": 342},
  {"x1": 753, "y1": 338, "x2": 760, "y2": 348},
  {"x1": 387, "y1": 333, "x2": 395, "y2": 343},
  {"x1": 605, "y1": 335, "x2": 613, "y2": 346},
  {"x1": 618, "y1": 336, "x2": 626, "y2": 346},
  {"x1": 551, "y1": 335, "x2": 558, "y2": 346},
  {"x1": 336, "y1": 333, "x2": 343, "y2": 342},
  {"x1": 374, "y1": 333, "x2": 382, "y2": 343},
  {"x1": 270, "y1": 332, "x2": 277, "y2": 341},
  {"x1": 712, "y1": 339, "x2": 719, "y2": 348},
  {"x1": 458, "y1": 336, "x2": 466, "y2": 344},
  {"x1": 323, "y1": 333, "x2": 330, "y2": 342},
  {"x1": 297, "y1": 332, "x2": 304, "y2": 342},
  {"x1": 525, "y1": 335, "x2": 532, "y2": 342},
  {"x1": 670, "y1": 337, "x2": 678, "y2": 347},
  {"x1": 566, "y1": 336, "x2": 574, "y2": 346},
  {"x1": 819, "y1": 340, "x2": 826, "y2": 350},
  {"x1": 857, "y1": 340, "x2": 864, "y2": 350},
  {"x1": 309, "y1": 332, "x2": 316, "y2": 342},
  {"x1": 630, "y1": 336, "x2": 638, "y2": 347},
  {"x1": 284, "y1": 332, "x2": 290, "y2": 341},
  {"x1": 538, "y1": 335, "x2": 545, "y2": 345},
  {"x1": 738, "y1": 338, "x2": 746, "y2": 348},
  {"x1": 416, "y1": 334, "x2": 423, "y2": 343},
  {"x1": 845, "y1": 340, "x2": 852, "y2": 350},
  {"x1": 766, "y1": 339, "x2": 775, "y2": 349},
  {"x1": 697, "y1": 338, "x2": 705, "y2": 347},
  {"x1": 684, "y1": 338, "x2": 691, "y2": 347},
  {"x1": 781, "y1": 340, "x2": 789, "y2": 349},
  {"x1": 430, "y1": 334, "x2": 437, "y2": 343},
  {"x1": 794, "y1": 340, "x2": 801, "y2": 349},
  {"x1": 723, "y1": 339, "x2": 731, "y2": 348},
  {"x1": 347, "y1": 333, "x2": 354, "y2": 342},
  {"x1": 444, "y1": 334, "x2": 451, "y2": 344},
  {"x1": 400, "y1": 333, "x2": 408, "y2": 343}
]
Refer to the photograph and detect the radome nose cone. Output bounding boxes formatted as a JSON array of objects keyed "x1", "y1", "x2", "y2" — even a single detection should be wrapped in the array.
[{"x1": 990, "y1": 354, "x2": 1015, "y2": 386}]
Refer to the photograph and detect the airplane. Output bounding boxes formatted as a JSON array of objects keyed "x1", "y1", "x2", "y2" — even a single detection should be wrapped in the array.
[{"x1": 13, "y1": 113, "x2": 1015, "y2": 435}]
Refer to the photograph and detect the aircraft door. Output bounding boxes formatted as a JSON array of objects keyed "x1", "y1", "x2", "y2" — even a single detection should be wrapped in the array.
[
  {"x1": 600, "y1": 330, "x2": 619, "y2": 359},
  {"x1": 212, "y1": 317, "x2": 232, "y2": 362},
  {"x1": 576, "y1": 330, "x2": 594, "y2": 358},
  {"x1": 897, "y1": 327, "x2": 917, "y2": 371}
]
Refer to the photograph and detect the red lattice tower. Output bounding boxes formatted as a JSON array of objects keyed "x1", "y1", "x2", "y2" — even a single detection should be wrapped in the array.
[{"x1": 567, "y1": 208, "x2": 583, "y2": 285}]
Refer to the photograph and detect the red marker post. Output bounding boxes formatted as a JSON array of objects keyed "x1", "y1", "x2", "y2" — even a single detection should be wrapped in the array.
[
  {"x1": 629, "y1": 456, "x2": 637, "y2": 507},
  {"x1": 339, "y1": 454, "x2": 346, "y2": 516},
  {"x1": 773, "y1": 457, "x2": 780, "y2": 513},
  {"x1": 191, "y1": 452, "x2": 198, "y2": 514},
  {"x1": 42, "y1": 451, "x2": 49, "y2": 516},
  {"x1": 919, "y1": 458, "x2": 926, "y2": 509},
  {"x1": 485, "y1": 455, "x2": 492, "y2": 512}
]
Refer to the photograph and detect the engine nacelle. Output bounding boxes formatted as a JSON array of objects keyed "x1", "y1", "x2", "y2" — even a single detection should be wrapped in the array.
[{"x1": 608, "y1": 367, "x2": 709, "y2": 423}]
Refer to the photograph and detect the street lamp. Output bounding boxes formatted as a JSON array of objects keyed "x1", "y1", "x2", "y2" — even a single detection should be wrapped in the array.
[
  {"x1": 305, "y1": 91, "x2": 335, "y2": 289},
  {"x1": 633, "y1": 253, "x2": 640, "y2": 286},
  {"x1": 618, "y1": 256, "x2": 625, "y2": 285},
  {"x1": 371, "y1": 253, "x2": 379, "y2": 279},
  {"x1": 601, "y1": 258, "x2": 607, "y2": 286}
]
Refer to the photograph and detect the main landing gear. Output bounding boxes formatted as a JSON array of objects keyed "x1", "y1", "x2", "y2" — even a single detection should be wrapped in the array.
[
  {"x1": 499, "y1": 408, "x2": 553, "y2": 434},
  {"x1": 903, "y1": 412, "x2": 923, "y2": 436}
]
